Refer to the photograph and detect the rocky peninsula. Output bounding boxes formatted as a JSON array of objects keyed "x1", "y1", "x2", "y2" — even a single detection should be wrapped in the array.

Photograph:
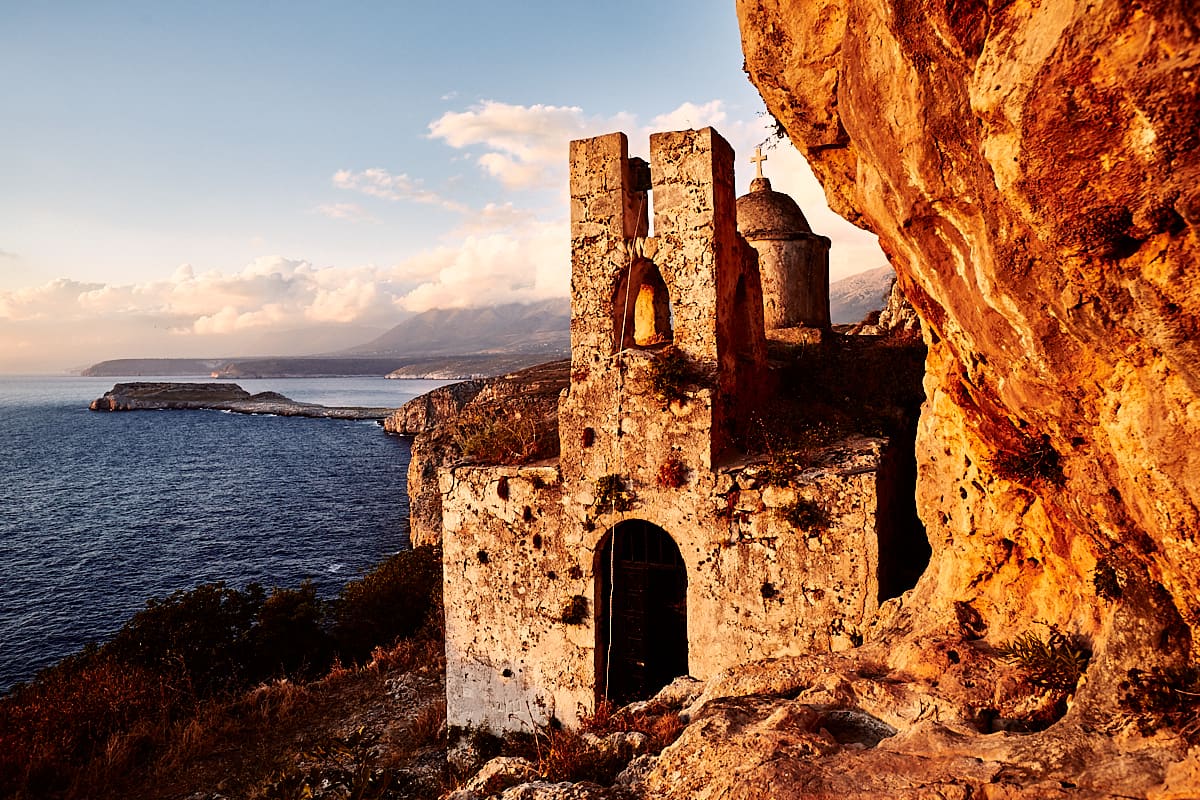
[{"x1": 88, "y1": 382, "x2": 396, "y2": 420}]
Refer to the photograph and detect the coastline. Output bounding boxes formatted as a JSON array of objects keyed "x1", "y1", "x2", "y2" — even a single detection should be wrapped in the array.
[{"x1": 88, "y1": 381, "x2": 398, "y2": 420}]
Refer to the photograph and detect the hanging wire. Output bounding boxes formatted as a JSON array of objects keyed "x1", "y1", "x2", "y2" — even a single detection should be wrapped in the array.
[{"x1": 604, "y1": 188, "x2": 647, "y2": 701}]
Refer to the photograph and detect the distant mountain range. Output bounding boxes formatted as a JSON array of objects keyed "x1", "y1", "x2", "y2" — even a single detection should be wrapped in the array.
[
  {"x1": 84, "y1": 275, "x2": 896, "y2": 379},
  {"x1": 829, "y1": 266, "x2": 895, "y2": 324},
  {"x1": 82, "y1": 300, "x2": 571, "y2": 379},
  {"x1": 339, "y1": 299, "x2": 570, "y2": 358}
]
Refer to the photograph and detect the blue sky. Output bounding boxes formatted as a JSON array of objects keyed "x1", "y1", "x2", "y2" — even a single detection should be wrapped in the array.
[{"x1": 0, "y1": 1, "x2": 884, "y2": 371}]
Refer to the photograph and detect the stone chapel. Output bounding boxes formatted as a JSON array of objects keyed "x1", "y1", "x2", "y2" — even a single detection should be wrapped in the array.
[{"x1": 438, "y1": 127, "x2": 921, "y2": 733}]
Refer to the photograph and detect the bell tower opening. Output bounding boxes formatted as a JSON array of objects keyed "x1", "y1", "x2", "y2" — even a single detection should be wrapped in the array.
[
  {"x1": 596, "y1": 520, "x2": 688, "y2": 705},
  {"x1": 613, "y1": 259, "x2": 673, "y2": 351}
]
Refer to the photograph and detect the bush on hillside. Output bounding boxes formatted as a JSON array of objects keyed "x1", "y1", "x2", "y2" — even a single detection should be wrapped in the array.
[
  {"x1": 0, "y1": 545, "x2": 445, "y2": 800},
  {"x1": 105, "y1": 581, "x2": 266, "y2": 698},
  {"x1": 331, "y1": 545, "x2": 443, "y2": 663},
  {"x1": 250, "y1": 580, "x2": 333, "y2": 681}
]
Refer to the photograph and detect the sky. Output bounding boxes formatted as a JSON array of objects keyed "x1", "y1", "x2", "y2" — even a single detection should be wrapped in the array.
[{"x1": 0, "y1": 1, "x2": 886, "y2": 373}]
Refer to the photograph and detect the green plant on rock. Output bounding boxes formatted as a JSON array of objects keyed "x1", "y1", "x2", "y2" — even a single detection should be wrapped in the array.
[
  {"x1": 648, "y1": 346, "x2": 697, "y2": 403},
  {"x1": 593, "y1": 474, "x2": 634, "y2": 513},
  {"x1": 996, "y1": 629, "x2": 1090, "y2": 690}
]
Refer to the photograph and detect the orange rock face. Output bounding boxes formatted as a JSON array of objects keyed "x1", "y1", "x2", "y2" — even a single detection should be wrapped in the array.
[
  {"x1": 740, "y1": 0, "x2": 1199, "y2": 668},
  {"x1": 700, "y1": 0, "x2": 1200, "y2": 794}
]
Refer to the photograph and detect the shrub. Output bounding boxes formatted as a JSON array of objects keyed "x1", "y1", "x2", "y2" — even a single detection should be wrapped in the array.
[
  {"x1": 535, "y1": 700, "x2": 685, "y2": 784},
  {"x1": 330, "y1": 546, "x2": 443, "y2": 664},
  {"x1": 105, "y1": 581, "x2": 266, "y2": 697},
  {"x1": 996, "y1": 629, "x2": 1090, "y2": 690},
  {"x1": 0, "y1": 652, "x2": 180, "y2": 796},
  {"x1": 250, "y1": 581, "x2": 332, "y2": 681},
  {"x1": 450, "y1": 399, "x2": 555, "y2": 464}
]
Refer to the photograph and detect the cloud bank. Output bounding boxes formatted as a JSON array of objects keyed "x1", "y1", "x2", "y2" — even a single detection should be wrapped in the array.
[{"x1": 2, "y1": 99, "x2": 885, "y2": 372}]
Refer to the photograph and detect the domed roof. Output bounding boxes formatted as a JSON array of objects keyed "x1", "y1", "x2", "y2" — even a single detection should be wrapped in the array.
[{"x1": 736, "y1": 177, "x2": 812, "y2": 238}]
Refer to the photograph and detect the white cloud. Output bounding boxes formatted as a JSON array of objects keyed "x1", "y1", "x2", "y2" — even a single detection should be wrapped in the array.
[
  {"x1": 397, "y1": 216, "x2": 567, "y2": 312},
  {"x1": 332, "y1": 168, "x2": 466, "y2": 212},
  {"x1": 315, "y1": 202, "x2": 378, "y2": 223},
  {"x1": 428, "y1": 100, "x2": 636, "y2": 190},
  {"x1": 0, "y1": 248, "x2": 16, "y2": 260},
  {"x1": 649, "y1": 100, "x2": 728, "y2": 131}
]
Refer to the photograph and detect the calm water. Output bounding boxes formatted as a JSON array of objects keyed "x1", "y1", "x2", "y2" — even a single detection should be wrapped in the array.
[{"x1": 0, "y1": 375, "x2": 452, "y2": 692}]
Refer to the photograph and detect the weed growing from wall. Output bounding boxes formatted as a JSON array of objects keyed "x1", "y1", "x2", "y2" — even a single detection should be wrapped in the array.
[
  {"x1": 656, "y1": 454, "x2": 689, "y2": 488},
  {"x1": 996, "y1": 629, "x2": 1090, "y2": 690},
  {"x1": 648, "y1": 346, "x2": 697, "y2": 403},
  {"x1": 450, "y1": 398, "x2": 556, "y2": 465},
  {"x1": 593, "y1": 474, "x2": 634, "y2": 513}
]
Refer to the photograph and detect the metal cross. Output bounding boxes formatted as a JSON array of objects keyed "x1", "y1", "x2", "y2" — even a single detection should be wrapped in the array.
[{"x1": 750, "y1": 147, "x2": 767, "y2": 179}]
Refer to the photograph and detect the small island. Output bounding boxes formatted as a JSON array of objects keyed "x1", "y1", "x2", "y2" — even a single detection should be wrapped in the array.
[{"x1": 88, "y1": 382, "x2": 397, "y2": 420}]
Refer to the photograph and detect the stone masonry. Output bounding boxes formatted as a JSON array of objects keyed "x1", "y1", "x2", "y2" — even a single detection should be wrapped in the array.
[{"x1": 440, "y1": 128, "x2": 902, "y2": 733}]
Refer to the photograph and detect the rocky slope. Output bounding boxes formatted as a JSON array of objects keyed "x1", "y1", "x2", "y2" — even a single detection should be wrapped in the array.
[
  {"x1": 829, "y1": 264, "x2": 895, "y2": 323},
  {"x1": 630, "y1": 0, "x2": 1200, "y2": 796}
]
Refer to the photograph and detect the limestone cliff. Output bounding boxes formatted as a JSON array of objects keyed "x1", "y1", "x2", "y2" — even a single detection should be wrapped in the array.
[
  {"x1": 626, "y1": 0, "x2": 1200, "y2": 795},
  {"x1": 392, "y1": 361, "x2": 569, "y2": 547}
]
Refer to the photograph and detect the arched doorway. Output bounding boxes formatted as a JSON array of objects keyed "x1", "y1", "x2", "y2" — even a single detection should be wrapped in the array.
[{"x1": 596, "y1": 520, "x2": 688, "y2": 705}]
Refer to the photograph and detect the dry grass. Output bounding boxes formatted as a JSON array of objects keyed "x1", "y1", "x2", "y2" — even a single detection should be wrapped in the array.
[
  {"x1": 449, "y1": 397, "x2": 558, "y2": 465},
  {"x1": 499, "y1": 699, "x2": 686, "y2": 786}
]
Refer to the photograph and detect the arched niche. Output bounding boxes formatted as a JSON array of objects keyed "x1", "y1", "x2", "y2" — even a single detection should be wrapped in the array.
[
  {"x1": 595, "y1": 520, "x2": 688, "y2": 705},
  {"x1": 613, "y1": 259, "x2": 673, "y2": 351}
]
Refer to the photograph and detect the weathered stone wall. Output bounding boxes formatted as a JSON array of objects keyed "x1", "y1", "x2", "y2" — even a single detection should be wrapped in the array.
[{"x1": 441, "y1": 437, "x2": 894, "y2": 732}]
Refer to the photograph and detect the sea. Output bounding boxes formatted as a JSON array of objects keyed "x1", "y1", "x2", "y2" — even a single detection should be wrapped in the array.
[{"x1": 0, "y1": 375, "x2": 453, "y2": 693}]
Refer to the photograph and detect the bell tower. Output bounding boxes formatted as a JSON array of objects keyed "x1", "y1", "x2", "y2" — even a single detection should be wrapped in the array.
[{"x1": 558, "y1": 128, "x2": 767, "y2": 488}]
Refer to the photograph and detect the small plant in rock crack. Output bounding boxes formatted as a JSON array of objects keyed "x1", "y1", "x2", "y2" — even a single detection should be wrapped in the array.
[
  {"x1": 996, "y1": 628, "x2": 1090, "y2": 690},
  {"x1": 1119, "y1": 665, "x2": 1200, "y2": 742},
  {"x1": 648, "y1": 346, "x2": 698, "y2": 403},
  {"x1": 991, "y1": 431, "x2": 1064, "y2": 487}
]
